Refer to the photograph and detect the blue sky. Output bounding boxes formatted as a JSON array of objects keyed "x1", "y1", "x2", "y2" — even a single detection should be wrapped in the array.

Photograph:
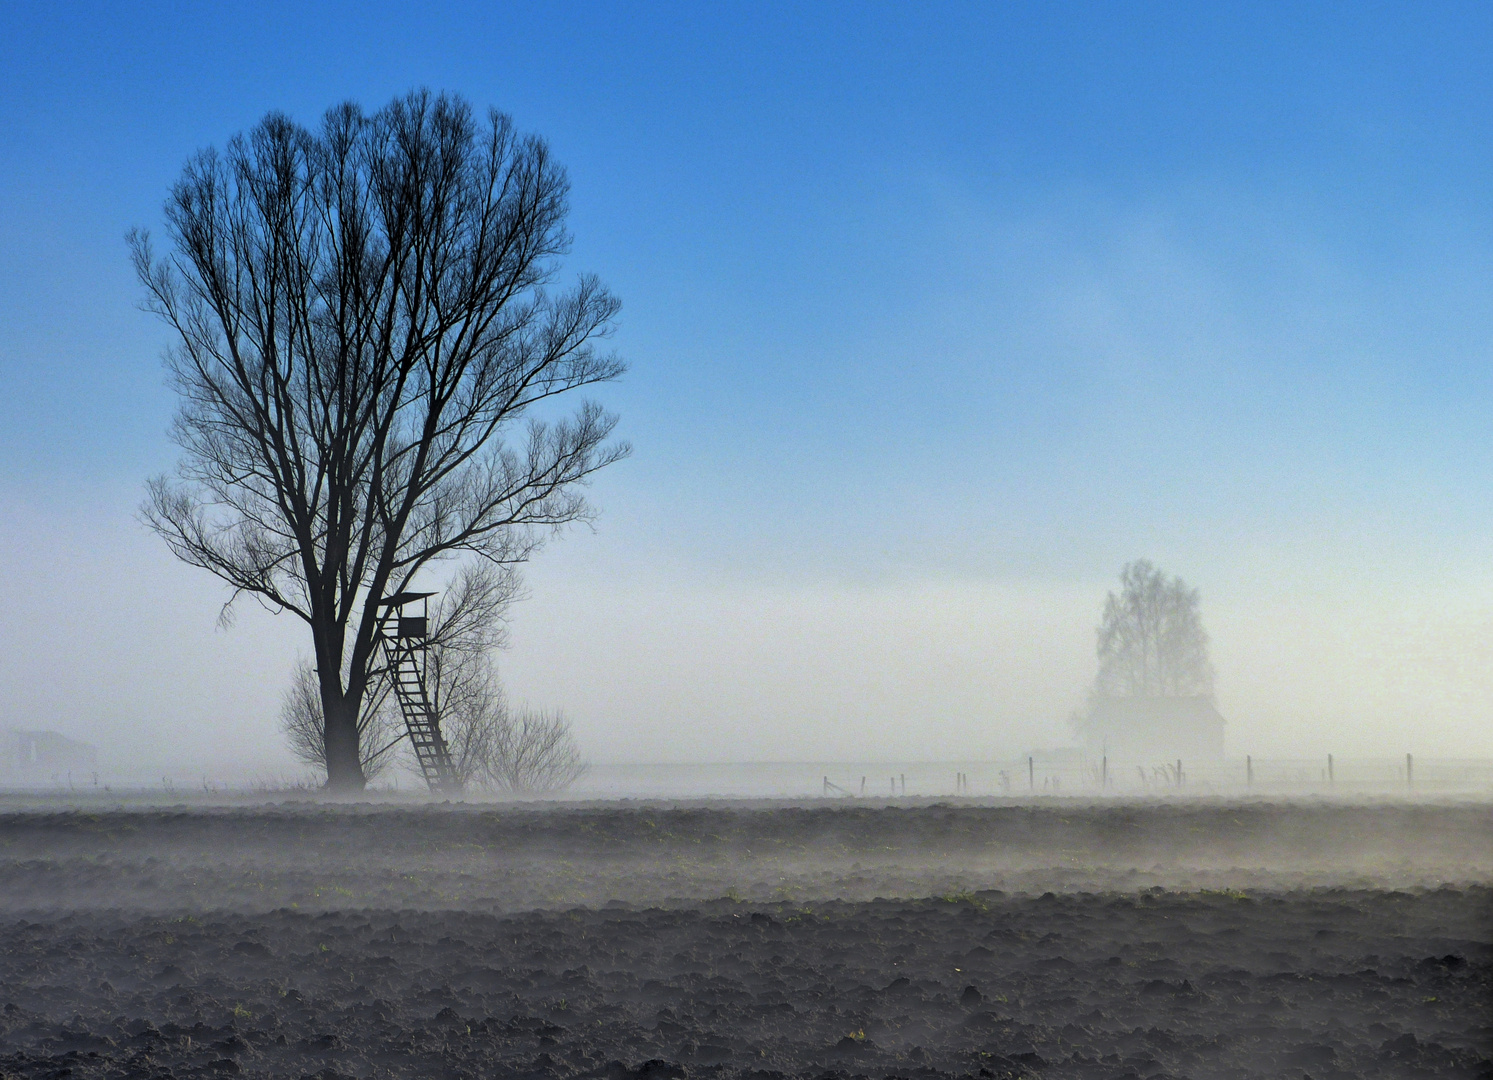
[{"x1": 3, "y1": 3, "x2": 1492, "y2": 772}]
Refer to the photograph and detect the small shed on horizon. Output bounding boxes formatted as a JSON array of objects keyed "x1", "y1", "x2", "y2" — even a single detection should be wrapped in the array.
[
  {"x1": 1082, "y1": 695, "x2": 1226, "y2": 762},
  {"x1": 2, "y1": 730, "x2": 98, "y2": 779}
]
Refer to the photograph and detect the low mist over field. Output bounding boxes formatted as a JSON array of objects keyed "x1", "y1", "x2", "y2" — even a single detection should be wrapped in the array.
[
  {"x1": 1, "y1": 800, "x2": 1487, "y2": 913},
  {"x1": 5, "y1": 506, "x2": 1493, "y2": 783}
]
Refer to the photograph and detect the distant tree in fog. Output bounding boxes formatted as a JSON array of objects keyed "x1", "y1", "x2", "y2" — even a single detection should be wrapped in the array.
[
  {"x1": 1093, "y1": 560, "x2": 1213, "y2": 699},
  {"x1": 132, "y1": 90, "x2": 627, "y2": 791}
]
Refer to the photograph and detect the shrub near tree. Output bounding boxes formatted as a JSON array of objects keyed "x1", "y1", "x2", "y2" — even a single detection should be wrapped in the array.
[{"x1": 134, "y1": 90, "x2": 627, "y2": 790}]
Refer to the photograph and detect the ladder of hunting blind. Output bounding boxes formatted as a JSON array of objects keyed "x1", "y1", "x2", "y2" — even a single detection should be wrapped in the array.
[{"x1": 383, "y1": 641, "x2": 461, "y2": 795}]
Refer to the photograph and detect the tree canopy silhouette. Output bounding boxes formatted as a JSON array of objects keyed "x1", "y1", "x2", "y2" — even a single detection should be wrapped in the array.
[
  {"x1": 133, "y1": 90, "x2": 627, "y2": 790},
  {"x1": 1094, "y1": 560, "x2": 1213, "y2": 699}
]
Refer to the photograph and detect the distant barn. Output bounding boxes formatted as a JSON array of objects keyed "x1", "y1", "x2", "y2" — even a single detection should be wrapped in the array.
[
  {"x1": 2, "y1": 730, "x2": 98, "y2": 779},
  {"x1": 1082, "y1": 696, "x2": 1225, "y2": 762}
]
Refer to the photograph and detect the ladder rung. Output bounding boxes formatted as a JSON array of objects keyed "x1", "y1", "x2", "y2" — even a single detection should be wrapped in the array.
[{"x1": 380, "y1": 637, "x2": 458, "y2": 793}]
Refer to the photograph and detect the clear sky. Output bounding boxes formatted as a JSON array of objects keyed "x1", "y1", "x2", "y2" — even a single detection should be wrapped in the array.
[{"x1": 2, "y1": 2, "x2": 1492, "y2": 776}]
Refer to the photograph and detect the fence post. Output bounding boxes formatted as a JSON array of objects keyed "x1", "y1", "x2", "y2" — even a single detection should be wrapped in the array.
[
  {"x1": 1328, "y1": 754, "x2": 1334, "y2": 787},
  {"x1": 1406, "y1": 753, "x2": 1413, "y2": 790},
  {"x1": 1028, "y1": 756, "x2": 1034, "y2": 792}
]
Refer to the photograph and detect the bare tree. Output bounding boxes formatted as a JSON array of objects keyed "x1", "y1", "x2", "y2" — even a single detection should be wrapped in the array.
[
  {"x1": 133, "y1": 90, "x2": 627, "y2": 789},
  {"x1": 422, "y1": 565, "x2": 514, "y2": 787},
  {"x1": 419, "y1": 568, "x2": 584, "y2": 794},
  {"x1": 427, "y1": 658, "x2": 588, "y2": 795},
  {"x1": 278, "y1": 556, "x2": 585, "y2": 794},
  {"x1": 280, "y1": 659, "x2": 402, "y2": 780},
  {"x1": 437, "y1": 666, "x2": 503, "y2": 788},
  {"x1": 484, "y1": 706, "x2": 586, "y2": 794},
  {"x1": 280, "y1": 561, "x2": 516, "y2": 784},
  {"x1": 1093, "y1": 560, "x2": 1214, "y2": 699}
]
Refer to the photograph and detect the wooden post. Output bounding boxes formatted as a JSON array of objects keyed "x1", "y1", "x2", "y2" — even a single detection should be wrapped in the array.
[
  {"x1": 900, "y1": 773, "x2": 906, "y2": 795},
  {"x1": 1028, "y1": 756, "x2": 1034, "y2": 791},
  {"x1": 1328, "y1": 754, "x2": 1334, "y2": 786},
  {"x1": 1246, "y1": 754, "x2": 1253, "y2": 787},
  {"x1": 1101, "y1": 755, "x2": 1107, "y2": 789},
  {"x1": 1406, "y1": 752, "x2": 1413, "y2": 789},
  {"x1": 860, "y1": 776, "x2": 866, "y2": 795},
  {"x1": 1176, "y1": 759, "x2": 1183, "y2": 787}
]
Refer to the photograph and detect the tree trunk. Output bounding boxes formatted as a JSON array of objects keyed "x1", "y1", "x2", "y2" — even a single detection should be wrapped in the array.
[{"x1": 322, "y1": 692, "x2": 367, "y2": 792}]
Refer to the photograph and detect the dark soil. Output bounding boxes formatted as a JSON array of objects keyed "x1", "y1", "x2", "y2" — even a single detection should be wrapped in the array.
[{"x1": 0, "y1": 800, "x2": 1488, "y2": 1079}]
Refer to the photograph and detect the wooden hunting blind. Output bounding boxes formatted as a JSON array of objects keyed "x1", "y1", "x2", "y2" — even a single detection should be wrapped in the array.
[{"x1": 376, "y1": 591, "x2": 460, "y2": 794}]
